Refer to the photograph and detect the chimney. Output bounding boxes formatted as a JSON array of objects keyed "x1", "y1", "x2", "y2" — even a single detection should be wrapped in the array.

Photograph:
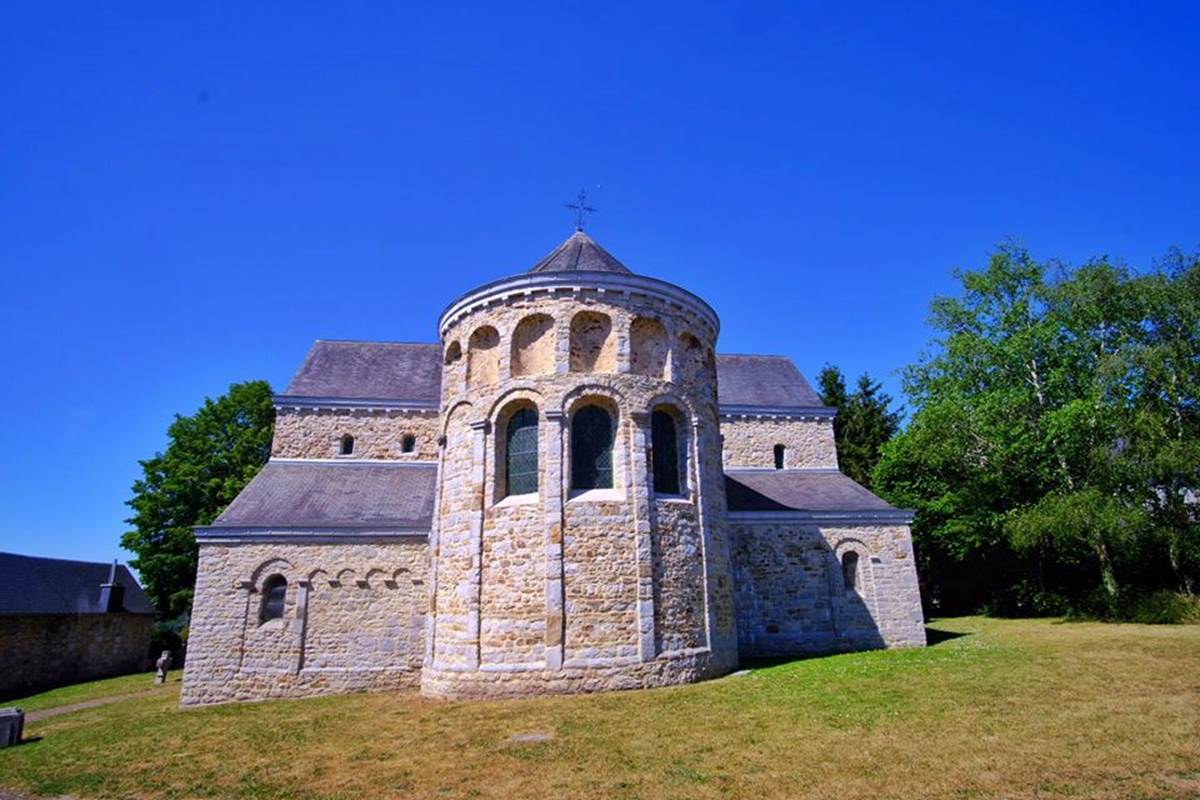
[{"x1": 99, "y1": 559, "x2": 126, "y2": 613}]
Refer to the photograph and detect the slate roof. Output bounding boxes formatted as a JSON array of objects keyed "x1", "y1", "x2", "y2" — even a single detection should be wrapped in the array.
[
  {"x1": 0, "y1": 553, "x2": 156, "y2": 616},
  {"x1": 210, "y1": 460, "x2": 437, "y2": 529},
  {"x1": 526, "y1": 231, "x2": 633, "y2": 274},
  {"x1": 724, "y1": 469, "x2": 897, "y2": 513},
  {"x1": 715, "y1": 354, "x2": 826, "y2": 408},
  {"x1": 277, "y1": 341, "x2": 823, "y2": 414},
  {"x1": 282, "y1": 340, "x2": 442, "y2": 403}
]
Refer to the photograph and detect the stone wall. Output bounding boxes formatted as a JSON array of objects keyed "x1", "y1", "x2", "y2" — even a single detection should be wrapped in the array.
[
  {"x1": 181, "y1": 539, "x2": 428, "y2": 706},
  {"x1": 0, "y1": 614, "x2": 152, "y2": 699},
  {"x1": 730, "y1": 521, "x2": 925, "y2": 657},
  {"x1": 720, "y1": 417, "x2": 838, "y2": 469},
  {"x1": 424, "y1": 283, "x2": 738, "y2": 699},
  {"x1": 271, "y1": 408, "x2": 439, "y2": 461}
]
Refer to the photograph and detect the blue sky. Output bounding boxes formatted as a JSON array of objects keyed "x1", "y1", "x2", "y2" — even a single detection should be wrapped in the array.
[{"x1": 2, "y1": 2, "x2": 1197, "y2": 565}]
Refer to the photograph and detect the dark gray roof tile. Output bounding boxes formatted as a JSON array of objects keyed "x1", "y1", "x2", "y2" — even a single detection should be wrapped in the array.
[
  {"x1": 725, "y1": 469, "x2": 896, "y2": 512},
  {"x1": 212, "y1": 460, "x2": 436, "y2": 529},
  {"x1": 0, "y1": 553, "x2": 156, "y2": 616},
  {"x1": 527, "y1": 231, "x2": 633, "y2": 274},
  {"x1": 715, "y1": 354, "x2": 825, "y2": 408},
  {"x1": 282, "y1": 340, "x2": 442, "y2": 403}
]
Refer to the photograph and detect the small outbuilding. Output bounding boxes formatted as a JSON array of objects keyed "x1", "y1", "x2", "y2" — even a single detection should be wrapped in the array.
[{"x1": 0, "y1": 552, "x2": 156, "y2": 699}]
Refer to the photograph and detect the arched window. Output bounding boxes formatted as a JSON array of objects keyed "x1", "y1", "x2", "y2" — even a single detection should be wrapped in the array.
[
  {"x1": 340, "y1": 435, "x2": 355, "y2": 456},
  {"x1": 651, "y1": 409, "x2": 682, "y2": 495},
  {"x1": 571, "y1": 404, "x2": 614, "y2": 490},
  {"x1": 401, "y1": 434, "x2": 416, "y2": 453},
  {"x1": 773, "y1": 444, "x2": 786, "y2": 469},
  {"x1": 260, "y1": 575, "x2": 287, "y2": 622},
  {"x1": 842, "y1": 552, "x2": 859, "y2": 592},
  {"x1": 504, "y1": 408, "x2": 539, "y2": 496}
]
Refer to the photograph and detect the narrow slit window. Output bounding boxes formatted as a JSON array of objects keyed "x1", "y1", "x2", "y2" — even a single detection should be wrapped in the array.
[
  {"x1": 842, "y1": 552, "x2": 859, "y2": 592},
  {"x1": 505, "y1": 408, "x2": 539, "y2": 496},
  {"x1": 339, "y1": 435, "x2": 355, "y2": 456},
  {"x1": 651, "y1": 409, "x2": 682, "y2": 495},
  {"x1": 401, "y1": 434, "x2": 416, "y2": 453},
  {"x1": 571, "y1": 405, "x2": 614, "y2": 490},
  {"x1": 260, "y1": 575, "x2": 287, "y2": 622},
  {"x1": 773, "y1": 444, "x2": 785, "y2": 469}
]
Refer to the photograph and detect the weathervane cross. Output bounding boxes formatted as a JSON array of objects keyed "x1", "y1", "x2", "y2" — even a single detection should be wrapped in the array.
[{"x1": 565, "y1": 189, "x2": 597, "y2": 231}]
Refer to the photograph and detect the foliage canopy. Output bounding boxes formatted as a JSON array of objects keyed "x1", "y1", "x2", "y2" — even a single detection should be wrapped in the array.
[
  {"x1": 874, "y1": 245, "x2": 1200, "y2": 615},
  {"x1": 122, "y1": 380, "x2": 274, "y2": 617}
]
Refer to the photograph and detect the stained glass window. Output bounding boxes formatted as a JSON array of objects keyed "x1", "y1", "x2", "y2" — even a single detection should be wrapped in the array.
[
  {"x1": 505, "y1": 408, "x2": 539, "y2": 496},
  {"x1": 261, "y1": 575, "x2": 287, "y2": 622},
  {"x1": 571, "y1": 405, "x2": 613, "y2": 490},
  {"x1": 652, "y1": 409, "x2": 682, "y2": 495}
]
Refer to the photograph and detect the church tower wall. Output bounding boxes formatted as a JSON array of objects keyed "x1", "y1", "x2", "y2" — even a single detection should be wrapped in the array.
[{"x1": 422, "y1": 270, "x2": 739, "y2": 698}]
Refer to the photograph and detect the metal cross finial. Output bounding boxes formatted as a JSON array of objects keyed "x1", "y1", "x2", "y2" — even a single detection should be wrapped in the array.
[{"x1": 565, "y1": 189, "x2": 597, "y2": 231}]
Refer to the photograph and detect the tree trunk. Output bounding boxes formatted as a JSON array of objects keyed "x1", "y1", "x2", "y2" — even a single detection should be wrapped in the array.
[{"x1": 1093, "y1": 534, "x2": 1120, "y2": 601}]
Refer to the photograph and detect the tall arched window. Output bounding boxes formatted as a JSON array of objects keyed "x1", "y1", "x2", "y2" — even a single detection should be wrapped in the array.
[
  {"x1": 651, "y1": 409, "x2": 682, "y2": 495},
  {"x1": 340, "y1": 435, "x2": 355, "y2": 456},
  {"x1": 773, "y1": 443, "x2": 786, "y2": 469},
  {"x1": 505, "y1": 408, "x2": 539, "y2": 496},
  {"x1": 842, "y1": 552, "x2": 859, "y2": 592},
  {"x1": 571, "y1": 404, "x2": 614, "y2": 490},
  {"x1": 260, "y1": 575, "x2": 287, "y2": 622}
]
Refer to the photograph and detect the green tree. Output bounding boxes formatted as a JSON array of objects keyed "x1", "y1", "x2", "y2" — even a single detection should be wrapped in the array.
[
  {"x1": 818, "y1": 365, "x2": 901, "y2": 487},
  {"x1": 122, "y1": 381, "x2": 274, "y2": 617},
  {"x1": 874, "y1": 244, "x2": 1200, "y2": 614}
]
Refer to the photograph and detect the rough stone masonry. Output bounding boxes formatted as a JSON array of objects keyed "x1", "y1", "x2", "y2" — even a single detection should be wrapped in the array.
[{"x1": 181, "y1": 230, "x2": 925, "y2": 706}]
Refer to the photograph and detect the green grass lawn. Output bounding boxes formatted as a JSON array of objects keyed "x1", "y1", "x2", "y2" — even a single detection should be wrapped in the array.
[
  {"x1": 6, "y1": 671, "x2": 172, "y2": 713},
  {"x1": 1, "y1": 617, "x2": 1197, "y2": 799}
]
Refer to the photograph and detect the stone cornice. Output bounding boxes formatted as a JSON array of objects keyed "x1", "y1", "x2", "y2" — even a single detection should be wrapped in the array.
[
  {"x1": 719, "y1": 405, "x2": 836, "y2": 420},
  {"x1": 195, "y1": 525, "x2": 431, "y2": 544},
  {"x1": 727, "y1": 509, "x2": 916, "y2": 525},
  {"x1": 272, "y1": 394, "x2": 440, "y2": 413},
  {"x1": 438, "y1": 270, "x2": 720, "y2": 340}
]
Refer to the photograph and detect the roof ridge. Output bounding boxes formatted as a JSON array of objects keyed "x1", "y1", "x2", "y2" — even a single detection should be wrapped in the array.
[{"x1": 0, "y1": 551, "x2": 125, "y2": 568}]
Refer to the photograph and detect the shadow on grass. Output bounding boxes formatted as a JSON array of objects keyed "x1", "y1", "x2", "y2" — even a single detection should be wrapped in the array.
[
  {"x1": 925, "y1": 627, "x2": 970, "y2": 646},
  {"x1": 739, "y1": 627, "x2": 971, "y2": 671}
]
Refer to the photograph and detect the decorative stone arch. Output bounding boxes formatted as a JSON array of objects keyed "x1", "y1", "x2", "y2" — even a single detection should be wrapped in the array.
[
  {"x1": 364, "y1": 568, "x2": 389, "y2": 588},
  {"x1": 569, "y1": 310, "x2": 616, "y2": 374},
  {"x1": 677, "y1": 331, "x2": 707, "y2": 384},
  {"x1": 630, "y1": 316, "x2": 670, "y2": 379},
  {"x1": 511, "y1": 313, "x2": 556, "y2": 377},
  {"x1": 467, "y1": 325, "x2": 501, "y2": 386},
  {"x1": 831, "y1": 538, "x2": 877, "y2": 597},
  {"x1": 333, "y1": 567, "x2": 358, "y2": 588},
  {"x1": 440, "y1": 400, "x2": 475, "y2": 436},
  {"x1": 247, "y1": 558, "x2": 295, "y2": 590}
]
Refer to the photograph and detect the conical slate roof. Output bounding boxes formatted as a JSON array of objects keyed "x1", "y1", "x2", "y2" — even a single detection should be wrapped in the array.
[{"x1": 526, "y1": 230, "x2": 633, "y2": 274}]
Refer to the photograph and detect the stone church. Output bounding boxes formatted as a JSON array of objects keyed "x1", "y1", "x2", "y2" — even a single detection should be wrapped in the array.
[{"x1": 181, "y1": 231, "x2": 925, "y2": 706}]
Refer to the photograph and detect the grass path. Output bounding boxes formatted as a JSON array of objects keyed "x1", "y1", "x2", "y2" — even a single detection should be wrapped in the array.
[{"x1": 0, "y1": 617, "x2": 1197, "y2": 799}]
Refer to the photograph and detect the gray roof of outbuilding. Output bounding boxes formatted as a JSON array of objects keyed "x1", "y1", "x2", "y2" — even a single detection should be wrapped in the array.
[
  {"x1": 210, "y1": 460, "x2": 436, "y2": 529},
  {"x1": 724, "y1": 469, "x2": 896, "y2": 512},
  {"x1": 276, "y1": 340, "x2": 823, "y2": 413},
  {"x1": 282, "y1": 340, "x2": 442, "y2": 403},
  {"x1": 715, "y1": 354, "x2": 826, "y2": 408},
  {"x1": 526, "y1": 231, "x2": 633, "y2": 274},
  {"x1": 0, "y1": 553, "x2": 156, "y2": 616}
]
